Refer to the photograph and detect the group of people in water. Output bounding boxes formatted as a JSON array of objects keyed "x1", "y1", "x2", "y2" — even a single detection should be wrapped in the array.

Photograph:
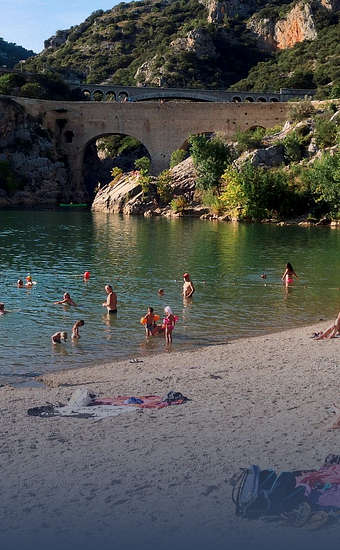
[{"x1": 1, "y1": 264, "x2": 339, "y2": 343}]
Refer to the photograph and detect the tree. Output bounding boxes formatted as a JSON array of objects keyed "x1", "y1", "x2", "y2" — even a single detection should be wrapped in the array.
[{"x1": 188, "y1": 134, "x2": 234, "y2": 191}]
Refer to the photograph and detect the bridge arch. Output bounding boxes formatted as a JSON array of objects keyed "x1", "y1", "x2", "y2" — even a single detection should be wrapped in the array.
[
  {"x1": 257, "y1": 97, "x2": 267, "y2": 102},
  {"x1": 232, "y1": 96, "x2": 242, "y2": 103},
  {"x1": 93, "y1": 90, "x2": 104, "y2": 102},
  {"x1": 82, "y1": 132, "x2": 151, "y2": 197},
  {"x1": 245, "y1": 97, "x2": 255, "y2": 102},
  {"x1": 105, "y1": 91, "x2": 116, "y2": 102}
]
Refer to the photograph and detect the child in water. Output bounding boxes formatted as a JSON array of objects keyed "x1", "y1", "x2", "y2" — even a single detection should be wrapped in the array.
[
  {"x1": 143, "y1": 307, "x2": 159, "y2": 337},
  {"x1": 162, "y1": 306, "x2": 176, "y2": 345},
  {"x1": 51, "y1": 331, "x2": 67, "y2": 344},
  {"x1": 281, "y1": 262, "x2": 298, "y2": 285},
  {"x1": 0, "y1": 303, "x2": 8, "y2": 315},
  {"x1": 72, "y1": 320, "x2": 85, "y2": 339},
  {"x1": 54, "y1": 292, "x2": 77, "y2": 306}
]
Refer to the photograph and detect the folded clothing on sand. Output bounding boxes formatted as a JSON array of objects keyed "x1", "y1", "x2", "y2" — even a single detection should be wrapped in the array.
[{"x1": 93, "y1": 391, "x2": 188, "y2": 409}]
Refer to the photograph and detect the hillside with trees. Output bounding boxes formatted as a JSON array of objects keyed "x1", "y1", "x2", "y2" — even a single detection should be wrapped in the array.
[
  {"x1": 0, "y1": 37, "x2": 34, "y2": 68},
  {"x1": 21, "y1": 0, "x2": 340, "y2": 98}
]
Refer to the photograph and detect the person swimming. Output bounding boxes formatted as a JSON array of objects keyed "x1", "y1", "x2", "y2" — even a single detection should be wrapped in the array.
[
  {"x1": 54, "y1": 292, "x2": 77, "y2": 306},
  {"x1": 0, "y1": 303, "x2": 8, "y2": 315},
  {"x1": 17, "y1": 279, "x2": 24, "y2": 288},
  {"x1": 281, "y1": 262, "x2": 298, "y2": 285}
]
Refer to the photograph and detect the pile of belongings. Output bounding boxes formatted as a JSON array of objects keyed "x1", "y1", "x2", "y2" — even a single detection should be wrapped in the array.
[
  {"x1": 231, "y1": 455, "x2": 340, "y2": 529},
  {"x1": 27, "y1": 388, "x2": 188, "y2": 420}
]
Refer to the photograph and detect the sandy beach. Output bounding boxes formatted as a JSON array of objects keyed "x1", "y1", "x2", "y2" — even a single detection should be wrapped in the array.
[{"x1": 1, "y1": 320, "x2": 340, "y2": 550}]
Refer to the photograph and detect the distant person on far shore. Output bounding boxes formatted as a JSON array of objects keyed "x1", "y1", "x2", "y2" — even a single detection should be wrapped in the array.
[
  {"x1": 54, "y1": 292, "x2": 77, "y2": 306},
  {"x1": 51, "y1": 331, "x2": 67, "y2": 344},
  {"x1": 102, "y1": 284, "x2": 117, "y2": 314},
  {"x1": 182, "y1": 273, "x2": 195, "y2": 298},
  {"x1": 281, "y1": 262, "x2": 298, "y2": 286},
  {"x1": 0, "y1": 303, "x2": 8, "y2": 315},
  {"x1": 72, "y1": 320, "x2": 85, "y2": 339},
  {"x1": 314, "y1": 312, "x2": 340, "y2": 340}
]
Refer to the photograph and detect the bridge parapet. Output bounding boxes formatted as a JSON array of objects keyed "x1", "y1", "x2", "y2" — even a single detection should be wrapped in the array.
[{"x1": 70, "y1": 83, "x2": 315, "y2": 103}]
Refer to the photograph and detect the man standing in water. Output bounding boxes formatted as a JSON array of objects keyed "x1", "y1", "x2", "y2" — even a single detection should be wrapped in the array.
[
  {"x1": 102, "y1": 284, "x2": 117, "y2": 313},
  {"x1": 182, "y1": 273, "x2": 195, "y2": 298}
]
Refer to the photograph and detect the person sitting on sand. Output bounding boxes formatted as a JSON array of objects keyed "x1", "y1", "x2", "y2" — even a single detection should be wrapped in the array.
[
  {"x1": 72, "y1": 320, "x2": 85, "y2": 339},
  {"x1": 182, "y1": 273, "x2": 195, "y2": 298},
  {"x1": 282, "y1": 262, "x2": 298, "y2": 286},
  {"x1": 51, "y1": 331, "x2": 67, "y2": 344},
  {"x1": 54, "y1": 292, "x2": 77, "y2": 306},
  {"x1": 314, "y1": 312, "x2": 340, "y2": 340},
  {"x1": 17, "y1": 279, "x2": 24, "y2": 288},
  {"x1": 102, "y1": 284, "x2": 117, "y2": 313}
]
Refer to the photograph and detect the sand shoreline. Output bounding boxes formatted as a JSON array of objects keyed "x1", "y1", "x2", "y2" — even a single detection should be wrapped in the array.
[{"x1": 1, "y1": 320, "x2": 340, "y2": 550}]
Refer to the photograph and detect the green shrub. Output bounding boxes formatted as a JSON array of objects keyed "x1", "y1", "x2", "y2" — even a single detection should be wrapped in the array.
[
  {"x1": 156, "y1": 170, "x2": 173, "y2": 203},
  {"x1": 170, "y1": 196, "x2": 188, "y2": 212},
  {"x1": 135, "y1": 156, "x2": 151, "y2": 176},
  {"x1": 140, "y1": 174, "x2": 151, "y2": 195},
  {"x1": 314, "y1": 116, "x2": 338, "y2": 148},
  {"x1": 110, "y1": 166, "x2": 123, "y2": 179},
  {"x1": 201, "y1": 189, "x2": 225, "y2": 215},
  {"x1": 282, "y1": 131, "x2": 305, "y2": 163},
  {"x1": 189, "y1": 134, "x2": 234, "y2": 191},
  {"x1": 302, "y1": 152, "x2": 340, "y2": 218},
  {"x1": 220, "y1": 163, "x2": 305, "y2": 221},
  {"x1": 234, "y1": 127, "x2": 266, "y2": 153},
  {"x1": 170, "y1": 148, "x2": 187, "y2": 168},
  {"x1": 20, "y1": 82, "x2": 46, "y2": 99},
  {"x1": 0, "y1": 73, "x2": 25, "y2": 94},
  {"x1": 288, "y1": 100, "x2": 316, "y2": 122}
]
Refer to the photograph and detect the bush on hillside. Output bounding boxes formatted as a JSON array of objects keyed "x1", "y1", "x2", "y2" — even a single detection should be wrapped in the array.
[
  {"x1": 156, "y1": 170, "x2": 173, "y2": 204},
  {"x1": 189, "y1": 134, "x2": 234, "y2": 191},
  {"x1": 288, "y1": 100, "x2": 316, "y2": 122},
  {"x1": 303, "y1": 152, "x2": 340, "y2": 218},
  {"x1": 234, "y1": 127, "x2": 266, "y2": 153},
  {"x1": 170, "y1": 149, "x2": 187, "y2": 168},
  {"x1": 135, "y1": 156, "x2": 151, "y2": 175},
  {"x1": 314, "y1": 116, "x2": 338, "y2": 148}
]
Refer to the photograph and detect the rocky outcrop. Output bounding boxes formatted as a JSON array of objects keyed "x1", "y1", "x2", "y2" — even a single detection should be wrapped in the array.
[
  {"x1": 134, "y1": 56, "x2": 168, "y2": 88},
  {"x1": 0, "y1": 97, "x2": 70, "y2": 207},
  {"x1": 91, "y1": 172, "x2": 144, "y2": 215},
  {"x1": 235, "y1": 144, "x2": 285, "y2": 168},
  {"x1": 44, "y1": 30, "x2": 70, "y2": 51},
  {"x1": 199, "y1": 0, "x2": 257, "y2": 23},
  {"x1": 170, "y1": 29, "x2": 216, "y2": 59},
  {"x1": 247, "y1": 1, "x2": 318, "y2": 51}
]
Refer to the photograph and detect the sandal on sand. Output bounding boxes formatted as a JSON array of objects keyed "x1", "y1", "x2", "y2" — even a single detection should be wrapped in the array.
[
  {"x1": 305, "y1": 511, "x2": 329, "y2": 530},
  {"x1": 129, "y1": 358, "x2": 144, "y2": 364},
  {"x1": 281, "y1": 502, "x2": 311, "y2": 527},
  {"x1": 311, "y1": 332, "x2": 321, "y2": 339}
]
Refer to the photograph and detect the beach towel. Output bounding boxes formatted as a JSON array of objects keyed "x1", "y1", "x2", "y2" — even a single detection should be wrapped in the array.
[{"x1": 93, "y1": 392, "x2": 188, "y2": 409}]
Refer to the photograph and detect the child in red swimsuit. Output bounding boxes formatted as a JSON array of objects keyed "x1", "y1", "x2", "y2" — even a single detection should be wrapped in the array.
[{"x1": 162, "y1": 306, "x2": 176, "y2": 345}]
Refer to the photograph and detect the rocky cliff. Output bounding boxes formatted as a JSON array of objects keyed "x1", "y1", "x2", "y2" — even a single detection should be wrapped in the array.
[{"x1": 0, "y1": 97, "x2": 71, "y2": 207}]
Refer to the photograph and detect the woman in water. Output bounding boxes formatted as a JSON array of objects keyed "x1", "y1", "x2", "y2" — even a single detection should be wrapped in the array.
[
  {"x1": 54, "y1": 292, "x2": 77, "y2": 306},
  {"x1": 281, "y1": 262, "x2": 298, "y2": 285}
]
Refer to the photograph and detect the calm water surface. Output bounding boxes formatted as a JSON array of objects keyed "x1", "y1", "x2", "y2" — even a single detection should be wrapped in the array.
[{"x1": 0, "y1": 210, "x2": 339, "y2": 383}]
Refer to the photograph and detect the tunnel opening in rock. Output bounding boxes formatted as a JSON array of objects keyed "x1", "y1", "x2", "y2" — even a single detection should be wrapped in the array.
[{"x1": 83, "y1": 133, "x2": 151, "y2": 200}]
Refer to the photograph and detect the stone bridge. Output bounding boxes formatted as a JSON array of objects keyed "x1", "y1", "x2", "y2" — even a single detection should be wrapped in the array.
[
  {"x1": 71, "y1": 84, "x2": 315, "y2": 103},
  {"x1": 11, "y1": 96, "x2": 292, "y2": 200}
]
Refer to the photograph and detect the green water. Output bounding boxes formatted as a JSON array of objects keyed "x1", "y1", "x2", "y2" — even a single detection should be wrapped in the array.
[{"x1": 0, "y1": 210, "x2": 339, "y2": 383}]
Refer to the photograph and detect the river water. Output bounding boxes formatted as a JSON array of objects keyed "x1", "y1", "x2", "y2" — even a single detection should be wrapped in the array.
[{"x1": 0, "y1": 210, "x2": 339, "y2": 384}]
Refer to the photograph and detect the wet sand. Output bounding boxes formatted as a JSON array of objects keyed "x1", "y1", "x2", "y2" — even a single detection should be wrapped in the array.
[{"x1": 1, "y1": 321, "x2": 340, "y2": 550}]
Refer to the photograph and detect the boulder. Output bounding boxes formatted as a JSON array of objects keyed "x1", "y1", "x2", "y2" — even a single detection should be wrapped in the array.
[
  {"x1": 235, "y1": 145, "x2": 285, "y2": 168},
  {"x1": 170, "y1": 29, "x2": 216, "y2": 59}
]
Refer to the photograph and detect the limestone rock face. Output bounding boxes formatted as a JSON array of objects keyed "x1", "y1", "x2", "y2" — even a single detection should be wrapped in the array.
[
  {"x1": 0, "y1": 98, "x2": 70, "y2": 207},
  {"x1": 170, "y1": 29, "x2": 216, "y2": 59},
  {"x1": 247, "y1": 1, "x2": 318, "y2": 51},
  {"x1": 91, "y1": 172, "x2": 143, "y2": 214},
  {"x1": 134, "y1": 56, "x2": 168, "y2": 87},
  {"x1": 199, "y1": 0, "x2": 257, "y2": 23},
  {"x1": 274, "y1": 2, "x2": 317, "y2": 50},
  {"x1": 235, "y1": 144, "x2": 285, "y2": 168},
  {"x1": 44, "y1": 30, "x2": 70, "y2": 50}
]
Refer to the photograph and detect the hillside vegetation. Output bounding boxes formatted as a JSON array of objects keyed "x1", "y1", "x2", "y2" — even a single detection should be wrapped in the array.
[
  {"x1": 21, "y1": 0, "x2": 340, "y2": 97},
  {"x1": 0, "y1": 37, "x2": 34, "y2": 68}
]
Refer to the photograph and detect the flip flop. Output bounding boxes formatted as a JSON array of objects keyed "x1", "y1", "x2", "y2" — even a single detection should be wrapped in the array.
[{"x1": 129, "y1": 359, "x2": 144, "y2": 364}]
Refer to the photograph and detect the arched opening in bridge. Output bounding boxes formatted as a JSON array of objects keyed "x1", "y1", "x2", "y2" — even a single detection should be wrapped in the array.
[
  {"x1": 245, "y1": 97, "x2": 255, "y2": 102},
  {"x1": 257, "y1": 97, "x2": 267, "y2": 102},
  {"x1": 105, "y1": 91, "x2": 116, "y2": 102},
  {"x1": 82, "y1": 90, "x2": 91, "y2": 100},
  {"x1": 93, "y1": 90, "x2": 104, "y2": 102},
  {"x1": 82, "y1": 133, "x2": 151, "y2": 199},
  {"x1": 232, "y1": 97, "x2": 242, "y2": 103},
  {"x1": 270, "y1": 97, "x2": 279, "y2": 102},
  {"x1": 117, "y1": 92, "x2": 129, "y2": 103}
]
